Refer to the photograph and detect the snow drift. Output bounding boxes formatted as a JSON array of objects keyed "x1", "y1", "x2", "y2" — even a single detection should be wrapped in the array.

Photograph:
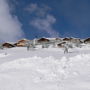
[{"x1": 0, "y1": 47, "x2": 90, "y2": 90}]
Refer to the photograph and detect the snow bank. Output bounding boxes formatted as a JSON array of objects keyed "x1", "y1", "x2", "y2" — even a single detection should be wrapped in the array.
[
  {"x1": 0, "y1": 53, "x2": 90, "y2": 83},
  {"x1": 0, "y1": 53, "x2": 10, "y2": 58},
  {"x1": 0, "y1": 45, "x2": 90, "y2": 90}
]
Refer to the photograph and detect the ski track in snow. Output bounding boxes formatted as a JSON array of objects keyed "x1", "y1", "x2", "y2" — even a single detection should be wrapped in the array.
[{"x1": 0, "y1": 47, "x2": 90, "y2": 90}]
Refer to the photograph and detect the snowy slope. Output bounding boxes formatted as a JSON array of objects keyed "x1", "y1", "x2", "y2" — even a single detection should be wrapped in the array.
[{"x1": 0, "y1": 46, "x2": 90, "y2": 90}]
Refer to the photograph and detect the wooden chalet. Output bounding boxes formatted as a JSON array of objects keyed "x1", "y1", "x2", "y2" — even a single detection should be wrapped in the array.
[
  {"x1": 14, "y1": 39, "x2": 30, "y2": 47},
  {"x1": 84, "y1": 38, "x2": 90, "y2": 44},
  {"x1": 63, "y1": 37, "x2": 71, "y2": 41},
  {"x1": 2, "y1": 43, "x2": 15, "y2": 48},
  {"x1": 57, "y1": 42, "x2": 66, "y2": 48},
  {"x1": 38, "y1": 38, "x2": 50, "y2": 43}
]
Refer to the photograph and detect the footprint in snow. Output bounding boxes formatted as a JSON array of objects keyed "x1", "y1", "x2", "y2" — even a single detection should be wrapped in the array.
[{"x1": 0, "y1": 53, "x2": 10, "y2": 58}]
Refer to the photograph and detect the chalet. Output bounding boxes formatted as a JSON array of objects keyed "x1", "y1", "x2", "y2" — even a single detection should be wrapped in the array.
[
  {"x1": 84, "y1": 38, "x2": 90, "y2": 44},
  {"x1": 63, "y1": 37, "x2": 71, "y2": 42},
  {"x1": 55, "y1": 38, "x2": 62, "y2": 42},
  {"x1": 57, "y1": 42, "x2": 66, "y2": 48},
  {"x1": 2, "y1": 43, "x2": 15, "y2": 48},
  {"x1": 15, "y1": 39, "x2": 30, "y2": 47},
  {"x1": 70, "y1": 38, "x2": 83, "y2": 44},
  {"x1": 63, "y1": 37, "x2": 82, "y2": 44},
  {"x1": 38, "y1": 38, "x2": 50, "y2": 43}
]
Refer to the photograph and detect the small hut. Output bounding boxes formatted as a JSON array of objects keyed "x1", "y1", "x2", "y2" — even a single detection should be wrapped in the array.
[
  {"x1": 2, "y1": 43, "x2": 15, "y2": 48},
  {"x1": 15, "y1": 39, "x2": 30, "y2": 47},
  {"x1": 63, "y1": 37, "x2": 71, "y2": 42},
  {"x1": 84, "y1": 38, "x2": 90, "y2": 44},
  {"x1": 57, "y1": 42, "x2": 66, "y2": 48},
  {"x1": 70, "y1": 38, "x2": 82, "y2": 43},
  {"x1": 38, "y1": 38, "x2": 50, "y2": 43}
]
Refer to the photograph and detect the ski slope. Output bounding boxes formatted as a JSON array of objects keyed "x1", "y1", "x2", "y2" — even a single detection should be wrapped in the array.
[{"x1": 0, "y1": 45, "x2": 90, "y2": 90}]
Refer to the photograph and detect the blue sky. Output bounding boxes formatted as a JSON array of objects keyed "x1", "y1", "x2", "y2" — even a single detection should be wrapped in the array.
[
  {"x1": 0, "y1": 0, "x2": 90, "y2": 42},
  {"x1": 12, "y1": 0, "x2": 90, "y2": 39}
]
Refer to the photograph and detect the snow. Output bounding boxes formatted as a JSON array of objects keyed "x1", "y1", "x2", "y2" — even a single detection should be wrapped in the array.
[{"x1": 0, "y1": 46, "x2": 90, "y2": 90}]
